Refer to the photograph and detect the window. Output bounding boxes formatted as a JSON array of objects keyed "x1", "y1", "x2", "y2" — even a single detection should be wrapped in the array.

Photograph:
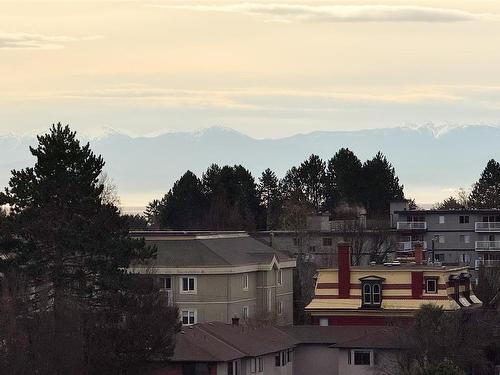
[
  {"x1": 242, "y1": 274, "x2": 249, "y2": 291},
  {"x1": 459, "y1": 235, "x2": 470, "y2": 244},
  {"x1": 160, "y1": 276, "x2": 171, "y2": 290},
  {"x1": 319, "y1": 318, "x2": 329, "y2": 326},
  {"x1": 250, "y1": 357, "x2": 264, "y2": 373},
  {"x1": 460, "y1": 254, "x2": 470, "y2": 263},
  {"x1": 438, "y1": 235, "x2": 445, "y2": 244},
  {"x1": 351, "y1": 350, "x2": 372, "y2": 366},
  {"x1": 180, "y1": 276, "x2": 196, "y2": 294},
  {"x1": 435, "y1": 254, "x2": 445, "y2": 262},
  {"x1": 287, "y1": 349, "x2": 293, "y2": 363},
  {"x1": 277, "y1": 301, "x2": 283, "y2": 315},
  {"x1": 267, "y1": 289, "x2": 272, "y2": 312},
  {"x1": 275, "y1": 351, "x2": 288, "y2": 367},
  {"x1": 293, "y1": 237, "x2": 302, "y2": 246},
  {"x1": 425, "y1": 278, "x2": 438, "y2": 294},
  {"x1": 309, "y1": 245, "x2": 316, "y2": 252},
  {"x1": 323, "y1": 237, "x2": 332, "y2": 246},
  {"x1": 181, "y1": 309, "x2": 196, "y2": 325},
  {"x1": 361, "y1": 279, "x2": 384, "y2": 308},
  {"x1": 277, "y1": 269, "x2": 283, "y2": 286},
  {"x1": 439, "y1": 216, "x2": 445, "y2": 224},
  {"x1": 228, "y1": 360, "x2": 239, "y2": 375},
  {"x1": 459, "y1": 215, "x2": 469, "y2": 224},
  {"x1": 242, "y1": 306, "x2": 249, "y2": 319}
]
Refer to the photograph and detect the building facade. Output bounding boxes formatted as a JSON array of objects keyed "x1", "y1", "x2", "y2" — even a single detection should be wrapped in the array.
[
  {"x1": 306, "y1": 243, "x2": 482, "y2": 325},
  {"x1": 130, "y1": 231, "x2": 296, "y2": 325},
  {"x1": 391, "y1": 201, "x2": 500, "y2": 269}
]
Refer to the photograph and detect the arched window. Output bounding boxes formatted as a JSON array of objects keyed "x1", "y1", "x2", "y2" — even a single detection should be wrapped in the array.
[
  {"x1": 372, "y1": 284, "x2": 381, "y2": 304},
  {"x1": 363, "y1": 284, "x2": 372, "y2": 304},
  {"x1": 360, "y1": 278, "x2": 383, "y2": 308}
]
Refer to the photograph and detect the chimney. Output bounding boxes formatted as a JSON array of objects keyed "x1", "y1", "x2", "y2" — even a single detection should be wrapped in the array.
[
  {"x1": 231, "y1": 317, "x2": 240, "y2": 326},
  {"x1": 338, "y1": 242, "x2": 351, "y2": 299},
  {"x1": 414, "y1": 242, "x2": 423, "y2": 265}
]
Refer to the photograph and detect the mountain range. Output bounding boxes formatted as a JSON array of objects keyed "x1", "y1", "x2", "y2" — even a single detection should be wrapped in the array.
[{"x1": 1, "y1": 125, "x2": 499, "y2": 210}]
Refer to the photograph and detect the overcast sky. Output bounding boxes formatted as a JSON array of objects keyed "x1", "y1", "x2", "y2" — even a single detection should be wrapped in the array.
[{"x1": 2, "y1": 0, "x2": 500, "y2": 140}]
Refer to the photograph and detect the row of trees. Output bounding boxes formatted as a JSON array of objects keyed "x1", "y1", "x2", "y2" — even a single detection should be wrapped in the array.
[
  {"x1": 144, "y1": 150, "x2": 406, "y2": 231},
  {"x1": 435, "y1": 159, "x2": 500, "y2": 210},
  {"x1": 0, "y1": 124, "x2": 179, "y2": 374}
]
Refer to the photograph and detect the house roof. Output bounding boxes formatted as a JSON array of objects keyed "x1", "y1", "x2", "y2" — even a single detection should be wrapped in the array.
[
  {"x1": 170, "y1": 322, "x2": 298, "y2": 362},
  {"x1": 279, "y1": 325, "x2": 385, "y2": 345},
  {"x1": 131, "y1": 231, "x2": 295, "y2": 269},
  {"x1": 394, "y1": 209, "x2": 500, "y2": 215},
  {"x1": 331, "y1": 327, "x2": 407, "y2": 349}
]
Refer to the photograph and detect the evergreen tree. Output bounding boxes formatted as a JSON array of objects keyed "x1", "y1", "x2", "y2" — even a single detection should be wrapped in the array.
[
  {"x1": 0, "y1": 124, "x2": 152, "y2": 311},
  {"x1": 434, "y1": 196, "x2": 465, "y2": 210},
  {"x1": 258, "y1": 168, "x2": 281, "y2": 230},
  {"x1": 361, "y1": 151, "x2": 404, "y2": 218},
  {"x1": 0, "y1": 124, "x2": 179, "y2": 374},
  {"x1": 159, "y1": 170, "x2": 207, "y2": 229},
  {"x1": 470, "y1": 159, "x2": 500, "y2": 208},
  {"x1": 144, "y1": 198, "x2": 165, "y2": 229},
  {"x1": 324, "y1": 148, "x2": 363, "y2": 210},
  {"x1": 297, "y1": 154, "x2": 326, "y2": 211}
]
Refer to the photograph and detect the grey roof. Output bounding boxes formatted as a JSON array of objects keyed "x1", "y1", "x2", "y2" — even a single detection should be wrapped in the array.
[
  {"x1": 280, "y1": 326, "x2": 387, "y2": 345},
  {"x1": 171, "y1": 322, "x2": 298, "y2": 362},
  {"x1": 395, "y1": 209, "x2": 500, "y2": 215},
  {"x1": 331, "y1": 327, "x2": 406, "y2": 349},
  {"x1": 133, "y1": 232, "x2": 294, "y2": 268}
]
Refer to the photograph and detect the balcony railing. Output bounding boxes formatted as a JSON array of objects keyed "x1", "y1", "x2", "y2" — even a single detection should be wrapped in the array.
[
  {"x1": 396, "y1": 222, "x2": 427, "y2": 230},
  {"x1": 397, "y1": 241, "x2": 427, "y2": 252},
  {"x1": 475, "y1": 241, "x2": 500, "y2": 251},
  {"x1": 475, "y1": 259, "x2": 500, "y2": 269},
  {"x1": 475, "y1": 222, "x2": 500, "y2": 232}
]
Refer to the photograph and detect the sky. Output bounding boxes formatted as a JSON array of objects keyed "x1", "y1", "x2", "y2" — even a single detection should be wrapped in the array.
[{"x1": 2, "y1": 0, "x2": 500, "y2": 206}]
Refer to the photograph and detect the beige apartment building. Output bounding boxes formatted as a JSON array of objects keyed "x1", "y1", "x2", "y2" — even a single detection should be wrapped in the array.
[{"x1": 130, "y1": 231, "x2": 296, "y2": 326}]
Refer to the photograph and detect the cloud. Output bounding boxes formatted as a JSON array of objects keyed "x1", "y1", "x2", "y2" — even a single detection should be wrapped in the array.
[
  {"x1": 0, "y1": 32, "x2": 100, "y2": 50},
  {"x1": 151, "y1": 3, "x2": 489, "y2": 23}
]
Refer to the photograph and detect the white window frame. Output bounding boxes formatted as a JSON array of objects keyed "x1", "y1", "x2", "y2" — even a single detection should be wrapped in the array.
[
  {"x1": 267, "y1": 289, "x2": 272, "y2": 312},
  {"x1": 277, "y1": 301, "x2": 283, "y2": 315},
  {"x1": 180, "y1": 276, "x2": 197, "y2": 294},
  {"x1": 242, "y1": 306, "x2": 249, "y2": 319},
  {"x1": 250, "y1": 357, "x2": 263, "y2": 373},
  {"x1": 160, "y1": 276, "x2": 171, "y2": 290},
  {"x1": 425, "y1": 278, "x2": 438, "y2": 294},
  {"x1": 439, "y1": 215, "x2": 445, "y2": 224},
  {"x1": 319, "y1": 318, "x2": 329, "y2": 326},
  {"x1": 277, "y1": 269, "x2": 283, "y2": 286},
  {"x1": 242, "y1": 274, "x2": 249, "y2": 291},
  {"x1": 350, "y1": 349, "x2": 373, "y2": 366},
  {"x1": 180, "y1": 309, "x2": 197, "y2": 325}
]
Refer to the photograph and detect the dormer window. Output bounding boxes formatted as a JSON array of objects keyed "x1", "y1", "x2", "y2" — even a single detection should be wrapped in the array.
[{"x1": 360, "y1": 276, "x2": 385, "y2": 308}]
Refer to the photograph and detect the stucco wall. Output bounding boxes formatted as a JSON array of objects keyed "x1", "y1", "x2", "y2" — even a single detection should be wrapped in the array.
[{"x1": 293, "y1": 344, "x2": 338, "y2": 375}]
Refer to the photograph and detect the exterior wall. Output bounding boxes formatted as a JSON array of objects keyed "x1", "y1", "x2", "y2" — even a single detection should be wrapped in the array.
[
  {"x1": 337, "y1": 348, "x2": 400, "y2": 375},
  {"x1": 293, "y1": 344, "x2": 338, "y2": 375},
  {"x1": 159, "y1": 267, "x2": 294, "y2": 325},
  {"x1": 239, "y1": 352, "x2": 293, "y2": 375}
]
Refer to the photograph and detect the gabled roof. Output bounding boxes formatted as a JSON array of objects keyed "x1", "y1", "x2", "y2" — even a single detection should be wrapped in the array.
[
  {"x1": 331, "y1": 327, "x2": 407, "y2": 349},
  {"x1": 279, "y1": 325, "x2": 384, "y2": 345},
  {"x1": 170, "y1": 322, "x2": 298, "y2": 362},
  {"x1": 132, "y1": 231, "x2": 295, "y2": 269}
]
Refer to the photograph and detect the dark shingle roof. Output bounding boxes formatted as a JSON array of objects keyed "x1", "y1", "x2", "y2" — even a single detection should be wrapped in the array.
[
  {"x1": 170, "y1": 322, "x2": 297, "y2": 362},
  {"x1": 134, "y1": 232, "x2": 294, "y2": 268},
  {"x1": 331, "y1": 327, "x2": 406, "y2": 349},
  {"x1": 280, "y1": 325, "x2": 386, "y2": 345}
]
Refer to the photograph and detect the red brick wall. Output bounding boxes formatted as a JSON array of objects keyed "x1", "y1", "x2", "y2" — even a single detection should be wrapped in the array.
[
  {"x1": 411, "y1": 271, "x2": 423, "y2": 299},
  {"x1": 338, "y1": 244, "x2": 351, "y2": 299}
]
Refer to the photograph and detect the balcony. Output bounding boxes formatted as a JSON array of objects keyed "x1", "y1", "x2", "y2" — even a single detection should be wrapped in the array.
[
  {"x1": 397, "y1": 241, "x2": 427, "y2": 252},
  {"x1": 475, "y1": 241, "x2": 500, "y2": 251},
  {"x1": 396, "y1": 222, "x2": 427, "y2": 231},
  {"x1": 475, "y1": 222, "x2": 500, "y2": 232},
  {"x1": 475, "y1": 259, "x2": 500, "y2": 269}
]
